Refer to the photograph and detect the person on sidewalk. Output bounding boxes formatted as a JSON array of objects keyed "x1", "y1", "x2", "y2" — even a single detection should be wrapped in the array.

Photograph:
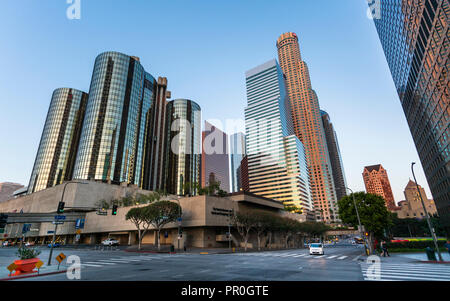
[
  {"x1": 445, "y1": 240, "x2": 450, "y2": 255},
  {"x1": 382, "y1": 241, "x2": 390, "y2": 257}
]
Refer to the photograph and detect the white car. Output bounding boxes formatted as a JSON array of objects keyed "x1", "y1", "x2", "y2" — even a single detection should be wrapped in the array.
[
  {"x1": 101, "y1": 238, "x2": 119, "y2": 246},
  {"x1": 309, "y1": 243, "x2": 324, "y2": 255}
]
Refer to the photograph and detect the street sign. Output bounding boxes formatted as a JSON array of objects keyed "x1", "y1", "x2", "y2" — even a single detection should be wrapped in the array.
[
  {"x1": 47, "y1": 230, "x2": 55, "y2": 234},
  {"x1": 56, "y1": 253, "x2": 66, "y2": 264},
  {"x1": 177, "y1": 217, "x2": 182, "y2": 222},
  {"x1": 96, "y1": 210, "x2": 107, "y2": 216},
  {"x1": 7, "y1": 263, "x2": 17, "y2": 274},
  {"x1": 54, "y1": 215, "x2": 66, "y2": 220},
  {"x1": 75, "y1": 234, "x2": 81, "y2": 241},
  {"x1": 52, "y1": 221, "x2": 64, "y2": 225},
  {"x1": 35, "y1": 260, "x2": 44, "y2": 269},
  {"x1": 75, "y1": 218, "x2": 85, "y2": 229}
]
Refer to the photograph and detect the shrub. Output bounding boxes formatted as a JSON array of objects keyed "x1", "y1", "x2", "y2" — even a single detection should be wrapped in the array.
[
  {"x1": 386, "y1": 240, "x2": 446, "y2": 249},
  {"x1": 17, "y1": 248, "x2": 41, "y2": 260}
]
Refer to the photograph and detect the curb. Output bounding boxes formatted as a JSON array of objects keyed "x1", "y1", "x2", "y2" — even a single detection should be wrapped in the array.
[{"x1": 0, "y1": 269, "x2": 67, "y2": 281}]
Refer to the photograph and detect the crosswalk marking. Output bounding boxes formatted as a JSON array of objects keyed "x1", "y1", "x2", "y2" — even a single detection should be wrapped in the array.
[
  {"x1": 292, "y1": 254, "x2": 306, "y2": 257},
  {"x1": 326, "y1": 255, "x2": 337, "y2": 259},
  {"x1": 338, "y1": 256, "x2": 348, "y2": 260},
  {"x1": 86, "y1": 261, "x2": 116, "y2": 265},
  {"x1": 361, "y1": 263, "x2": 450, "y2": 281},
  {"x1": 81, "y1": 263, "x2": 103, "y2": 267}
]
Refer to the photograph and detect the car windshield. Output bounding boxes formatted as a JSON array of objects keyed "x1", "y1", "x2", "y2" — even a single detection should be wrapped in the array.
[{"x1": 310, "y1": 244, "x2": 322, "y2": 248}]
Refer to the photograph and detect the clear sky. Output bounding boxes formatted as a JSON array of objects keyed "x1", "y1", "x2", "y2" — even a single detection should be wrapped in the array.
[{"x1": 0, "y1": 0, "x2": 432, "y2": 203}]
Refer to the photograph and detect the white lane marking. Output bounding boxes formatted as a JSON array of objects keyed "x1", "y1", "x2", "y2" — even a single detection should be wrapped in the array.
[
  {"x1": 360, "y1": 264, "x2": 450, "y2": 272},
  {"x1": 86, "y1": 261, "x2": 116, "y2": 265},
  {"x1": 199, "y1": 269, "x2": 210, "y2": 273},
  {"x1": 81, "y1": 263, "x2": 103, "y2": 267},
  {"x1": 361, "y1": 268, "x2": 450, "y2": 276},
  {"x1": 292, "y1": 254, "x2": 307, "y2": 257},
  {"x1": 326, "y1": 255, "x2": 338, "y2": 259},
  {"x1": 353, "y1": 255, "x2": 361, "y2": 261},
  {"x1": 338, "y1": 256, "x2": 348, "y2": 260}
]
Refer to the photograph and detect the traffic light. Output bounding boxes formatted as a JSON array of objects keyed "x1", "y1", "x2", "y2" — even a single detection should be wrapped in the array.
[
  {"x1": 365, "y1": 232, "x2": 369, "y2": 237},
  {"x1": 57, "y1": 202, "x2": 65, "y2": 214},
  {"x1": 112, "y1": 205, "x2": 118, "y2": 216},
  {"x1": 0, "y1": 214, "x2": 8, "y2": 228}
]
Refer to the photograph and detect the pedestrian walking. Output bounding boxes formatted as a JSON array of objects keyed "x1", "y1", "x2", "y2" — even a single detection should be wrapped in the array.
[
  {"x1": 445, "y1": 240, "x2": 450, "y2": 255},
  {"x1": 382, "y1": 241, "x2": 390, "y2": 257}
]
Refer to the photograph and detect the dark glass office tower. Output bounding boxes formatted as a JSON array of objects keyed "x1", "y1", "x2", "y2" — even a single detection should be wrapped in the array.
[
  {"x1": 230, "y1": 132, "x2": 246, "y2": 192},
  {"x1": 321, "y1": 110, "x2": 347, "y2": 201},
  {"x1": 73, "y1": 52, "x2": 157, "y2": 186},
  {"x1": 371, "y1": 0, "x2": 449, "y2": 229},
  {"x1": 163, "y1": 99, "x2": 201, "y2": 196},
  {"x1": 28, "y1": 88, "x2": 88, "y2": 194}
]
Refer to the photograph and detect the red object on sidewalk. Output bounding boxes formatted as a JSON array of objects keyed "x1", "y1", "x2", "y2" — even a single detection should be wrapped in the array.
[{"x1": 12, "y1": 258, "x2": 40, "y2": 276}]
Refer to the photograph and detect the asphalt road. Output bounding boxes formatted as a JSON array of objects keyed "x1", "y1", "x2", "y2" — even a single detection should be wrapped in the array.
[{"x1": 4, "y1": 244, "x2": 368, "y2": 281}]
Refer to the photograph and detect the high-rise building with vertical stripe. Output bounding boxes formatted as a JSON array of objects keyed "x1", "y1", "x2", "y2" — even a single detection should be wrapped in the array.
[
  {"x1": 245, "y1": 59, "x2": 313, "y2": 218},
  {"x1": 370, "y1": 0, "x2": 449, "y2": 231},
  {"x1": 277, "y1": 32, "x2": 338, "y2": 222},
  {"x1": 321, "y1": 110, "x2": 347, "y2": 201},
  {"x1": 73, "y1": 52, "x2": 157, "y2": 187},
  {"x1": 28, "y1": 88, "x2": 88, "y2": 194}
]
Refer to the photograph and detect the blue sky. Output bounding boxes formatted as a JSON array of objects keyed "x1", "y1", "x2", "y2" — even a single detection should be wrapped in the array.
[{"x1": 0, "y1": 0, "x2": 432, "y2": 203}]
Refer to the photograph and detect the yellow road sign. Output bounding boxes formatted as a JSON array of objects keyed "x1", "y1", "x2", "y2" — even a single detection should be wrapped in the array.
[
  {"x1": 7, "y1": 263, "x2": 17, "y2": 273},
  {"x1": 76, "y1": 229, "x2": 81, "y2": 234},
  {"x1": 56, "y1": 253, "x2": 66, "y2": 263},
  {"x1": 35, "y1": 260, "x2": 44, "y2": 269}
]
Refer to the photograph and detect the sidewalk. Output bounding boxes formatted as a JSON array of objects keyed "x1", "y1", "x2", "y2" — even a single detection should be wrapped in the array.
[{"x1": 0, "y1": 264, "x2": 67, "y2": 281}]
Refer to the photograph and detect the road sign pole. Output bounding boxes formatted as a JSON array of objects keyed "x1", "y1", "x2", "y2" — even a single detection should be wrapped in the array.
[{"x1": 47, "y1": 223, "x2": 58, "y2": 266}]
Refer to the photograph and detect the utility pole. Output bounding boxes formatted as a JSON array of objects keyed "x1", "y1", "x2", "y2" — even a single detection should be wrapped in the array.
[
  {"x1": 411, "y1": 162, "x2": 443, "y2": 261},
  {"x1": 48, "y1": 181, "x2": 87, "y2": 266},
  {"x1": 346, "y1": 187, "x2": 369, "y2": 256}
]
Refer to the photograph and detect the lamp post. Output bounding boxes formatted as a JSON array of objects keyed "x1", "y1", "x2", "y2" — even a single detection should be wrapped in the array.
[
  {"x1": 346, "y1": 187, "x2": 369, "y2": 256},
  {"x1": 48, "y1": 181, "x2": 87, "y2": 266},
  {"x1": 175, "y1": 197, "x2": 182, "y2": 251},
  {"x1": 411, "y1": 162, "x2": 443, "y2": 261}
]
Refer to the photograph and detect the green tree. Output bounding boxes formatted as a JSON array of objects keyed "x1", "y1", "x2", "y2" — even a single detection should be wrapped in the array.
[
  {"x1": 146, "y1": 201, "x2": 182, "y2": 250},
  {"x1": 125, "y1": 206, "x2": 152, "y2": 250},
  {"x1": 232, "y1": 212, "x2": 258, "y2": 251},
  {"x1": 252, "y1": 212, "x2": 275, "y2": 251},
  {"x1": 338, "y1": 192, "x2": 393, "y2": 253}
]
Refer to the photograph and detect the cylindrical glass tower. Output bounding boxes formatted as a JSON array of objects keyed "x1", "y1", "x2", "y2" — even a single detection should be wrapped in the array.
[
  {"x1": 163, "y1": 99, "x2": 201, "y2": 196},
  {"x1": 28, "y1": 88, "x2": 88, "y2": 194},
  {"x1": 73, "y1": 51, "x2": 156, "y2": 185}
]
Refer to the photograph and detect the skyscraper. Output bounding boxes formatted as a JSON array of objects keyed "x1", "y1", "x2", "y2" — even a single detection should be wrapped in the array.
[
  {"x1": 321, "y1": 110, "x2": 348, "y2": 201},
  {"x1": 277, "y1": 32, "x2": 338, "y2": 222},
  {"x1": 230, "y1": 132, "x2": 246, "y2": 192},
  {"x1": 371, "y1": 0, "x2": 449, "y2": 230},
  {"x1": 163, "y1": 99, "x2": 201, "y2": 196},
  {"x1": 28, "y1": 88, "x2": 88, "y2": 194},
  {"x1": 73, "y1": 52, "x2": 158, "y2": 187},
  {"x1": 201, "y1": 121, "x2": 230, "y2": 192},
  {"x1": 245, "y1": 59, "x2": 313, "y2": 218},
  {"x1": 363, "y1": 164, "x2": 398, "y2": 211}
]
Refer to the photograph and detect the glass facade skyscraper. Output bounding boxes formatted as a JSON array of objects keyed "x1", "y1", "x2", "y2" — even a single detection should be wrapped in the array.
[
  {"x1": 28, "y1": 88, "x2": 88, "y2": 194},
  {"x1": 277, "y1": 32, "x2": 338, "y2": 222},
  {"x1": 371, "y1": 0, "x2": 449, "y2": 228},
  {"x1": 73, "y1": 52, "x2": 156, "y2": 186},
  {"x1": 321, "y1": 110, "x2": 347, "y2": 201},
  {"x1": 230, "y1": 132, "x2": 246, "y2": 192},
  {"x1": 163, "y1": 99, "x2": 202, "y2": 196},
  {"x1": 245, "y1": 59, "x2": 313, "y2": 217}
]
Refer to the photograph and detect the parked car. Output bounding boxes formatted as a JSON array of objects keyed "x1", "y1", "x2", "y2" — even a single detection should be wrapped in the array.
[
  {"x1": 25, "y1": 242, "x2": 35, "y2": 247},
  {"x1": 309, "y1": 243, "x2": 324, "y2": 255},
  {"x1": 48, "y1": 242, "x2": 61, "y2": 248},
  {"x1": 101, "y1": 238, "x2": 119, "y2": 246},
  {"x1": 2, "y1": 241, "x2": 10, "y2": 247}
]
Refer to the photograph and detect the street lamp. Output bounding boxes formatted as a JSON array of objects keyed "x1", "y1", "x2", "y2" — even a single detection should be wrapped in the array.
[
  {"x1": 175, "y1": 197, "x2": 182, "y2": 251},
  {"x1": 48, "y1": 181, "x2": 87, "y2": 266},
  {"x1": 411, "y1": 162, "x2": 443, "y2": 261},
  {"x1": 345, "y1": 187, "x2": 369, "y2": 256}
]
